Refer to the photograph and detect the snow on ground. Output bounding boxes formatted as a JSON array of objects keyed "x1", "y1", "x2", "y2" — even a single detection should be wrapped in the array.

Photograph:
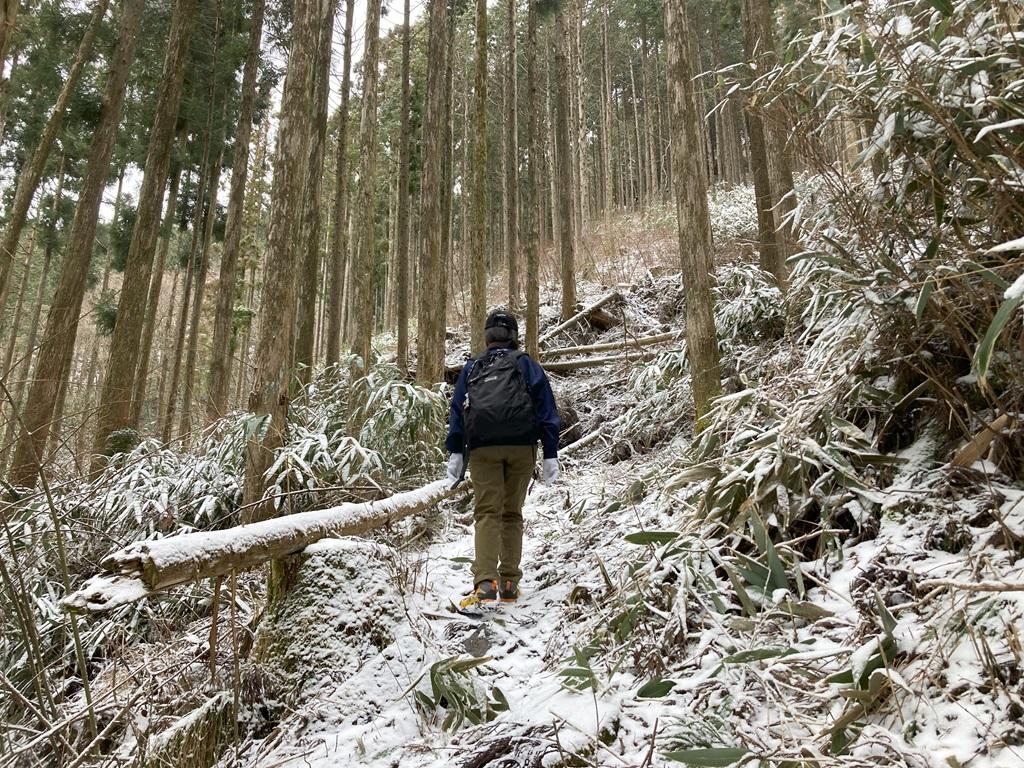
[{"x1": 220, "y1": 283, "x2": 1024, "y2": 767}]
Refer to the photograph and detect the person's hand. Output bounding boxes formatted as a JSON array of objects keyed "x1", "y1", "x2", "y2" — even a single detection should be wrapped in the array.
[
  {"x1": 446, "y1": 453, "x2": 465, "y2": 483},
  {"x1": 542, "y1": 458, "x2": 559, "y2": 485}
]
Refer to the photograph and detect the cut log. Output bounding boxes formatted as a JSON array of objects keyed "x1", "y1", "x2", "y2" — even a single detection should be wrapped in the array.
[
  {"x1": 949, "y1": 413, "x2": 1012, "y2": 469},
  {"x1": 541, "y1": 348, "x2": 674, "y2": 373},
  {"x1": 63, "y1": 479, "x2": 461, "y2": 612},
  {"x1": 539, "y1": 291, "x2": 623, "y2": 345},
  {"x1": 541, "y1": 330, "x2": 681, "y2": 359}
]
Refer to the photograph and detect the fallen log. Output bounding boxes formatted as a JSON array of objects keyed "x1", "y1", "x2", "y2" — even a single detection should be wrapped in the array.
[
  {"x1": 63, "y1": 479, "x2": 462, "y2": 613},
  {"x1": 919, "y1": 578, "x2": 1024, "y2": 593},
  {"x1": 539, "y1": 291, "x2": 623, "y2": 345},
  {"x1": 949, "y1": 413, "x2": 1012, "y2": 468},
  {"x1": 540, "y1": 348, "x2": 675, "y2": 373},
  {"x1": 541, "y1": 330, "x2": 681, "y2": 360}
]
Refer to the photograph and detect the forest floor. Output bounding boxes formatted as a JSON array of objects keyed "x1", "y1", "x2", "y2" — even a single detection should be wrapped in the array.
[
  {"x1": 227, "y1": 193, "x2": 1024, "y2": 768},
  {"x1": 28, "y1": 188, "x2": 1021, "y2": 768}
]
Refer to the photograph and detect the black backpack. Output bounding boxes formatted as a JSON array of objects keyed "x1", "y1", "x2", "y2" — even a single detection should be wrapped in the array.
[{"x1": 464, "y1": 350, "x2": 540, "y2": 448}]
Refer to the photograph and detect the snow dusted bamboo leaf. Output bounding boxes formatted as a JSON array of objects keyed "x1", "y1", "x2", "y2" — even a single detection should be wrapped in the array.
[
  {"x1": 748, "y1": 510, "x2": 790, "y2": 594},
  {"x1": 973, "y1": 291, "x2": 1023, "y2": 382},
  {"x1": 624, "y1": 530, "x2": 680, "y2": 545},
  {"x1": 663, "y1": 747, "x2": 750, "y2": 766},
  {"x1": 722, "y1": 562, "x2": 758, "y2": 617},
  {"x1": 915, "y1": 277, "x2": 935, "y2": 321},
  {"x1": 490, "y1": 686, "x2": 509, "y2": 711},
  {"x1": 721, "y1": 647, "x2": 795, "y2": 664},
  {"x1": 637, "y1": 678, "x2": 676, "y2": 698}
]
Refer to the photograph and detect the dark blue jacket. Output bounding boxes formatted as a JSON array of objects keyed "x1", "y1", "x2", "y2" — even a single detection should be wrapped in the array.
[{"x1": 446, "y1": 347, "x2": 561, "y2": 459}]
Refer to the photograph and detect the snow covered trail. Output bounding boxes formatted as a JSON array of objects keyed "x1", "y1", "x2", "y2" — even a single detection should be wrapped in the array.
[{"x1": 245, "y1": 453, "x2": 675, "y2": 768}]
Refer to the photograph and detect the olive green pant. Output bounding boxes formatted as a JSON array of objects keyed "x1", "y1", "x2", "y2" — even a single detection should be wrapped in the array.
[{"x1": 469, "y1": 445, "x2": 536, "y2": 585}]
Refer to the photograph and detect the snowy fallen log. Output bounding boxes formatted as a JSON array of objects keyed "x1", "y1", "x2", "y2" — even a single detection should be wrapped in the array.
[
  {"x1": 63, "y1": 479, "x2": 461, "y2": 613},
  {"x1": 540, "y1": 348, "x2": 670, "y2": 373},
  {"x1": 539, "y1": 291, "x2": 623, "y2": 345},
  {"x1": 541, "y1": 330, "x2": 681, "y2": 359}
]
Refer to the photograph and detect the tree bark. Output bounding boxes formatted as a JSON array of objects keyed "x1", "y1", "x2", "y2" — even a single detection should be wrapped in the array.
[
  {"x1": 131, "y1": 160, "x2": 182, "y2": 427},
  {"x1": 8, "y1": 0, "x2": 144, "y2": 489},
  {"x1": 600, "y1": 5, "x2": 614, "y2": 215},
  {"x1": 666, "y1": 0, "x2": 721, "y2": 423},
  {"x1": 208, "y1": 0, "x2": 266, "y2": 419},
  {"x1": 469, "y1": 0, "x2": 488, "y2": 353},
  {"x1": 179, "y1": 112, "x2": 228, "y2": 442},
  {"x1": 539, "y1": 290, "x2": 623, "y2": 345},
  {"x1": 65, "y1": 480, "x2": 461, "y2": 612},
  {"x1": 0, "y1": 0, "x2": 20, "y2": 144},
  {"x1": 415, "y1": 0, "x2": 450, "y2": 385},
  {"x1": 0, "y1": 0, "x2": 109, "y2": 312},
  {"x1": 394, "y1": 0, "x2": 412, "y2": 374},
  {"x1": 1, "y1": 250, "x2": 32, "y2": 389},
  {"x1": 93, "y1": 0, "x2": 198, "y2": 465},
  {"x1": 243, "y1": 0, "x2": 335, "y2": 517},
  {"x1": 741, "y1": 0, "x2": 787, "y2": 289},
  {"x1": 554, "y1": 9, "x2": 577, "y2": 322},
  {"x1": 160, "y1": 171, "x2": 205, "y2": 444},
  {"x1": 523, "y1": 0, "x2": 541, "y2": 357},
  {"x1": 0, "y1": 161, "x2": 64, "y2": 472},
  {"x1": 294, "y1": 2, "x2": 335, "y2": 386},
  {"x1": 745, "y1": 0, "x2": 797, "y2": 262},
  {"x1": 349, "y1": 0, "x2": 382, "y2": 379},
  {"x1": 505, "y1": 0, "x2": 520, "y2": 311},
  {"x1": 541, "y1": 330, "x2": 680, "y2": 359},
  {"x1": 325, "y1": 0, "x2": 356, "y2": 365}
]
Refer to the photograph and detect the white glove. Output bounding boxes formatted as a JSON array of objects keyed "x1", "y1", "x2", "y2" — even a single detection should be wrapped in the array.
[
  {"x1": 446, "y1": 453, "x2": 464, "y2": 483},
  {"x1": 542, "y1": 458, "x2": 559, "y2": 485}
]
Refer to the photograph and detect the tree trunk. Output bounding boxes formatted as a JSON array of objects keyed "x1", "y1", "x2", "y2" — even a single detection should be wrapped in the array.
[
  {"x1": 394, "y1": 0, "x2": 412, "y2": 374},
  {"x1": 349, "y1": 0, "x2": 382, "y2": 379},
  {"x1": 469, "y1": 0, "x2": 488, "y2": 353},
  {"x1": 665, "y1": 0, "x2": 721, "y2": 423},
  {"x1": 179, "y1": 116, "x2": 228, "y2": 442},
  {"x1": 243, "y1": 0, "x2": 335, "y2": 517},
  {"x1": 0, "y1": 0, "x2": 19, "y2": 146},
  {"x1": 93, "y1": 0, "x2": 198, "y2": 465},
  {"x1": 571, "y1": 0, "x2": 585, "y2": 233},
  {"x1": 294, "y1": 3, "x2": 335, "y2": 386},
  {"x1": 325, "y1": 0, "x2": 356, "y2": 365},
  {"x1": 208, "y1": 0, "x2": 266, "y2": 420},
  {"x1": 131, "y1": 160, "x2": 182, "y2": 427},
  {"x1": 523, "y1": 0, "x2": 540, "y2": 357},
  {"x1": 741, "y1": 0, "x2": 786, "y2": 289},
  {"x1": 554, "y1": 9, "x2": 577, "y2": 322},
  {"x1": 600, "y1": 6, "x2": 614, "y2": 216},
  {"x1": 745, "y1": 0, "x2": 797, "y2": 262},
  {"x1": 157, "y1": 250, "x2": 182, "y2": 424},
  {"x1": 8, "y1": 0, "x2": 144, "y2": 489},
  {"x1": 161, "y1": 155, "x2": 211, "y2": 443},
  {"x1": 415, "y1": 0, "x2": 450, "y2": 385},
  {"x1": 505, "y1": 0, "x2": 520, "y2": 311},
  {"x1": 0, "y1": 0, "x2": 108, "y2": 312},
  {"x1": 66, "y1": 480, "x2": 460, "y2": 612},
  {"x1": 0, "y1": 0, "x2": 18, "y2": 82},
  {"x1": 539, "y1": 290, "x2": 623, "y2": 345},
  {"x1": 1, "y1": 250, "x2": 31, "y2": 388},
  {"x1": 0, "y1": 161, "x2": 64, "y2": 472}
]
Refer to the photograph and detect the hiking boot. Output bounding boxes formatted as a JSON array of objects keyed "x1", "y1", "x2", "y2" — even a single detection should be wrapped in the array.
[
  {"x1": 499, "y1": 579, "x2": 519, "y2": 603},
  {"x1": 474, "y1": 579, "x2": 498, "y2": 603}
]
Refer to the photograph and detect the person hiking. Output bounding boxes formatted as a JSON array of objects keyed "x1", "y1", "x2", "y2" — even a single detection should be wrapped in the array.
[{"x1": 446, "y1": 309, "x2": 561, "y2": 605}]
